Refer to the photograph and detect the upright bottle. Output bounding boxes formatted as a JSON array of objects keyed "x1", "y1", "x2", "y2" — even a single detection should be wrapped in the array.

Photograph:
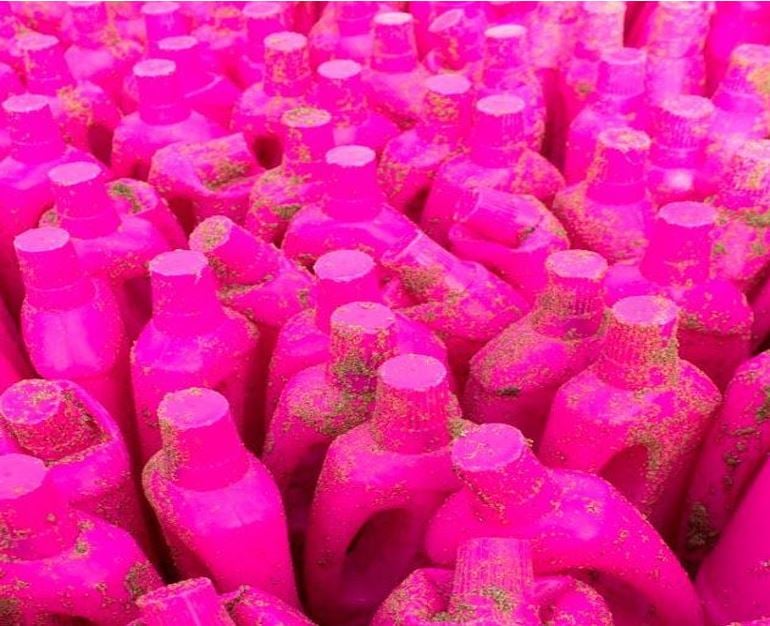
[
  {"x1": 14, "y1": 227, "x2": 133, "y2": 441},
  {"x1": 0, "y1": 453, "x2": 161, "y2": 624},
  {"x1": 232, "y1": 31, "x2": 314, "y2": 168},
  {"x1": 143, "y1": 388, "x2": 297, "y2": 604},
  {"x1": 425, "y1": 423, "x2": 704, "y2": 626},
  {"x1": 540, "y1": 295, "x2": 721, "y2": 534},
  {"x1": 235, "y1": 2, "x2": 287, "y2": 88},
  {"x1": 316, "y1": 59, "x2": 399, "y2": 155},
  {"x1": 364, "y1": 11, "x2": 430, "y2": 128},
  {"x1": 245, "y1": 106, "x2": 334, "y2": 245},
  {"x1": 0, "y1": 94, "x2": 99, "y2": 312},
  {"x1": 465, "y1": 249, "x2": 608, "y2": 445},
  {"x1": 0, "y1": 378, "x2": 151, "y2": 550},
  {"x1": 112, "y1": 58, "x2": 225, "y2": 180},
  {"x1": 305, "y1": 354, "x2": 461, "y2": 626},
  {"x1": 422, "y1": 94, "x2": 564, "y2": 245},
  {"x1": 131, "y1": 249, "x2": 260, "y2": 462},
  {"x1": 18, "y1": 31, "x2": 121, "y2": 165},
  {"x1": 564, "y1": 47, "x2": 648, "y2": 184},
  {"x1": 378, "y1": 72, "x2": 472, "y2": 219},
  {"x1": 282, "y1": 144, "x2": 417, "y2": 266},
  {"x1": 552, "y1": 126, "x2": 654, "y2": 263}
]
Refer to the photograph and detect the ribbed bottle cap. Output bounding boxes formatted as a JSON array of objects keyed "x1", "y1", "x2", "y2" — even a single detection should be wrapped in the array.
[
  {"x1": 281, "y1": 107, "x2": 334, "y2": 164},
  {"x1": 652, "y1": 95, "x2": 713, "y2": 149},
  {"x1": 244, "y1": 2, "x2": 286, "y2": 54},
  {"x1": 538, "y1": 249, "x2": 608, "y2": 317},
  {"x1": 317, "y1": 60, "x2": 364, "y2": 112},
  {"x1": 473, "y1": 94, "x2": 526, "y2": 145},
  {"x1": 647, "y1": 1, "x2": 709, "y2": 57},
  {"x1": 719, "y1": 43, "x2": 770, "y2": 98},
  {"x1": 3, "y1": 93, "x2": 64, "y2": 160},
  {"x1": 423, "y1": 73, "x2": 472, "y2": 126},
  {"x1": 596, "y1": 47, "x2": 647, "y2": 96},
  {"x1": 18, "y1": 32, "x2": 72, "y2": 92},
  {"x1": 589, "y1": 127, "x2": 650, "y2": 184},
  {"x1": 314, "y1": 249, "x2": 380, "y2": 330},
  {"x1": 264, "y1": 31, "x2": 311, "y2": 93},
  {"x1": 14, "y1": 227, "x2": 83, "y2": 291},
  {"x1": 371, "y1": 11, "x2": 418, "y2": 72},
  {"x1": 578, "y1": 1, "x2": 625, "y2": 55},
  {"x1": 483, "y1": 23, "x2": 528, "y2": 71},
  {"x1": 719, "y1": 139, "x2": 770, "y2": 208}
]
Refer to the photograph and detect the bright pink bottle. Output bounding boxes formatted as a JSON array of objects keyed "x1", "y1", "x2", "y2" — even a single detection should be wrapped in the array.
[
  {"x1": 647, "y1": 94, "x2": 714, "y2": 206},
  {"x1": 710, "y1": 139, "x2": 770, "y2": 294},
  {"x1": 143, "y1": 387, "x2": 298, "y2": 605},
  {"x1": 643, "y1": 2, "x2": 709, "y2": 105},
  {"x1": 18, "y1": 31, "x2": 121, "y2": 165},
  {"x1": 364, "y1": 11, "x2": 429, "y2": 128},
  {"x1": 552, "y1": 126, "x2": 653, "y2": 264},
  {"x1": 14, "y1": 226, "x2": 134, "y2": 442},
  {"x1": 378, "y1": 72, "x2": 472, "y2": 219},
  {"x1": 149, "y1": 132, "x2": 263, "y2": 231},
  {"x1": 235, "y1": 2, "x2": 288, "y2": 88},
  {"x1": 697, "y1": 457, "x2": 770, "y2": 625},
  {"x1": 304, "y1": 354, "x2": 461, "y2": 626},
  {"x1": 112, "y1": 58, "x2": 225, "y2": 180},
  {"x1": 478, "y1": 23, "x2": 546, "y2": 152},
  {"x1": 700, "y1": 44, "x2": 770, "y2": 198},
  {"x1": 0, "y1": 93, "x2": 100, "y2": 312},
  {"x1": 465, "y1": 249, "x2": 607, "y2": 444},
  {"x1": 65, "y1": 0, "x2": 143, "y2": 103},
  {"x1": 372, "y1": 537, "x2": 614, "y2": 626},
  {"x1": 155, "y1": 35, "x2": 241, "y2": 129},
  {"x1": 447, "y1": 188, "x2": 570, "y2": 301},
  {"x1": 383, "y1": 232, "x2": 528, "y2": 377},
  {"x1": 45, "y1": 161, "x2": 173, "y2": 339},
  {"x1": 540, "y1": 295, "x2": 721, "y2": 534},
  {"x1": 556, "y1": 0, "x2": 625, "y2": 161},
  {"x1": 131, "y1": 249, "x2": 260, "y2": 462},
  {"x1": 244, "y1": 106, "x2": 333, "y2": 245},
  {"x1": 422, "y1": 94, "x2": 564, "y2": 246},
  {"x1": 265, "y1": 249, "x2": 447, "y2": 420},
  {"x1": 425, "y1": 423, "x2": 704, "y2": 626},
  {"x1": 564, "y1": 47, "x2": 648, "y2": 184},
  {"x1": 0, "y1": 378, "x2": 152, "y2": 551},
  {"x1": 232, "y1": 30, "x2": 313, "y2": 169},
  {"x1": 678, "y1": 351, "x2": 770, "y2": 568},
  {"x1": 316, "y1": 59, "x2": 399, "y2": 155},
  {"x1": 308, "y1": 2, "x2": 378, "y2": 67},
  {"x1": 0, "y1": 453, "x2": 161, "y2": 624},
  {"x1": 423, "y1": 6, "x2": 486, "y2": 76},
  {"x1": 605, "y1": 201, "x2": 753, "y2": 388},
  {"x1": 282, "y1": 144, "x2": 417, "y2": 267}
]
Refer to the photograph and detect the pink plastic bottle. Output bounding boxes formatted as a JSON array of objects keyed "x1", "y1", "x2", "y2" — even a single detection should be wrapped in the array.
[
  {"x1": 316, "y1": 59, "x2": 399, "y2": 155},
  {"x1": 556, "y1": 1, "x2": 625, "y2": 161},
  {"x1": 131, "y1": 249, "x2": 260, "y2": 462},
  {"x1": 425, "y1": 423, "x2": 704, "y2": 626},
  {"x1": 282, "y1": 144, "x2": 417, "y2": 267},
  {"x1": 552, "y1": 126, "x2": 653, "y2": 264},
  {"x1": 647, "y1": 94, "x2": 714, "y2": 206},
  {"x1": 423, "y1": 6, "x2": 486, "y2": 76},
  {"x1": 478, "y1": 24, "x2": 546, "y2": 152},
  {"x1": 643, "y1": 2, "x2": 709, "y2": 105},
  {"x1": 235, "y1": 2, "x2": 287, "y2": 88},
  {"x1": 564, "y1": 47, "x2": 648, "y2": 185},
  {"x1": 14, "y1": 226, "x2": 134, "y2": 442},
  {"x1": 19, "y1": 31, "x2": 121, "y2": 165},
  {"x1": 464, "y1": 249, "x2": 607, "y2": 444},
  {"x1": 700, "y1": 44, "x2": 770, "y2": 198},
  {"x1": 0, "y1": 378, "x2": 152, "y2": 551},
  {"x1": 364, "y1": 11, "x2": 429, "y2": 128},
  {"x1": 605, "y1": 201, "x2": 753, "y2": 388},
  {"x1": 0, "y1": 453, "x2": 161, "y2": 624},
  {"x1": 0, "y1": 94, "x2": 100, "y2": 312},
  {"x1": 232, "y1": 30, "x2": 313, "y2": 169},
  {"x1": 112, "y1": 58, "x2": 225, "y2": 180},
  {"x1": 149, "y1": 132, "x2": 263, "y2": 231},
  {"x1": 372, "y1": 537, "x2": 614, "y2": 626},
  {"x1": 710, "y1": 139, "x2": 770, "y2": 295},
  {"x1": 678, "y1": 351, "x2": 770, "y2": 568},
  {"x1": 378, "y1": 72, "x2": 472, "y2": 220},
  {"x1": 447, "y1": 188, "x2": 570, "y2": 301},
  {"x1": 540, "y1": 295, "x2": 721, "y2": 534},
  {"x1": 422, "y1": 94, "x2": 564, "y2": 246},
  {"x1": 65, "y1": 0, "x2": 142, "y2": 103},
  {"x1": 304, "y1": 354, "x2": 461, "y2": 626},
  {"x1": 382, "y1": 232, "x2": 528, "y2": 378},
  {"x1": 308, "y1": 2, "x2": 378, "y2": 67},
  {"x1": 143, "y1": 387, "x2": 298, "y2": 605},
  {"x1": 697, "y1": 457, "x2": 770, "y2": 625},
  {"x1": 244, "y1": 106, "x2": 333, "y2": 245},
  {"x1": 265, "y1": 249, "x2": 447, "y2": 421},
  {"x1": 45, "y1": 161, "x2": 173, "y2": 339}
]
